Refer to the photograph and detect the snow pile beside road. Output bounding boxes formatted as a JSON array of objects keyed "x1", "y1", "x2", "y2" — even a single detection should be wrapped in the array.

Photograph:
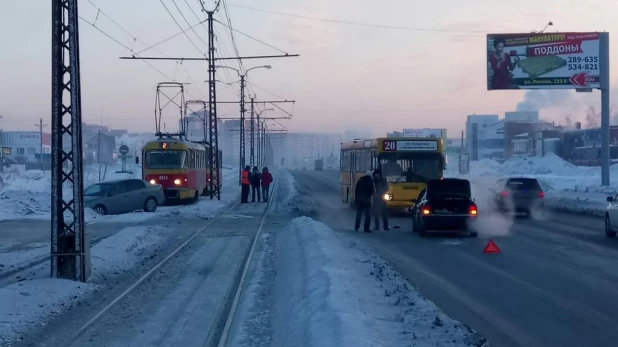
[
  {"x1": 275, "y1": 169, "x2": 317, "y2": 216},
  {"x1": 90, "y1": 226, "x2": 164, "y2": 282},
  {"x1": 0, "y1": 279, "x2": 100, "y2": 345},
  {"x1": 0, "y1": 243, "x2": 48, "y2": 279},
  {"x1": 233, "y1": 217, "x2": 489, "y2": 347}
]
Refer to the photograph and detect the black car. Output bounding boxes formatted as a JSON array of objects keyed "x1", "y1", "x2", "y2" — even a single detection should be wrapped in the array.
[
  {"x1": 489, "y1": 177, "x2": 544, "y2": 217},
  {"x1": 412, "y1": 178, "x2": 478, "y2": 237}
]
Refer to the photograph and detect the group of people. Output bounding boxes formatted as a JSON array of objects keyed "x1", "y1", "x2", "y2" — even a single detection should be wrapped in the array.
[
  {"x1": 354, "y1": 169, "x2": 390, "y2": 233},
  {"x1": 241, "y1": 166, "x2": 273, "y2": 203}
]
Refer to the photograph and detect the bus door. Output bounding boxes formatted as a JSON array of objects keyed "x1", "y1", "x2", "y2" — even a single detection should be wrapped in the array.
[{"x1": 348, "y1": 151, "x2": 356, "y2": 204}]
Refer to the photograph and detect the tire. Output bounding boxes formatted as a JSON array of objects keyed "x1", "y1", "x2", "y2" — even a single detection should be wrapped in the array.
[
  {"x1": 605, "y1": 214, "x2": 616, "y2": 238},
  {"x1": 93, "y1": 204, "x2": 107, "y2": 215},
  {"x1": 469, "y1": 230, "x2": 478, "y2": 237},
  {"x1": 144, "y1": 196, "x2": 158, "y2": 212}
]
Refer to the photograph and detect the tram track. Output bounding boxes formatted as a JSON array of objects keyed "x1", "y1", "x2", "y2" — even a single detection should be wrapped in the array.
[{"x1": 24, "y1": 178, "x2": 280, "y2": 347}]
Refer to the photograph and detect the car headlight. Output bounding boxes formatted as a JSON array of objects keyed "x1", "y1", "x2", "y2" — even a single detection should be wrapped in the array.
[
  {"x1": 173, "y1": 179, "x2": 181, "y2": 185},
  {"x1": 383, "y1": 193, "x2": 392, "y2": 201},
  {"x1": 149, "y1": 179, "x2": 156, "y2": 184}
]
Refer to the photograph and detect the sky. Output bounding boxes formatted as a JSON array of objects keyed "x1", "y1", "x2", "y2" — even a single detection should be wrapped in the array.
[{"x1": 2, "y1": 0, "x2": 618, "y2": 138}]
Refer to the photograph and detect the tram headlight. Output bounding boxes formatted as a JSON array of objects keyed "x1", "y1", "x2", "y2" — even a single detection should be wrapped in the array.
[
  {"x1": 149, "y1": 179, "x2": 156, "y2": 185},
  {"x1": 383, "y1": 193, "x2": 392, "y2": 201},
  {"x1": 173, "y1": 179, "x2": 181, "y2": 185}
]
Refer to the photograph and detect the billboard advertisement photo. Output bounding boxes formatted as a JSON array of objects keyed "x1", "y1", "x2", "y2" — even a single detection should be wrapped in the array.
[{"x1": 487, "y1": 32, "x2": 601, "y2": 90}]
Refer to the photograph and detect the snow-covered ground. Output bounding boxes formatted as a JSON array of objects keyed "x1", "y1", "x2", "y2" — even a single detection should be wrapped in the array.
[
  {"x1": 447, "y1": 153, "x2": 618, "y2": 216},
  {"x1": 0, "y1": 163, "x2": 236, "y2": 222},
  {"x1": 230, "y1": 171, "x2": 488, "y2": 347}
]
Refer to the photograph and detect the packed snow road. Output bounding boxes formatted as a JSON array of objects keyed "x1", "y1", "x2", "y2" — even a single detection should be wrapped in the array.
[{"x1": 293, "y1": 169, "x2": 618, "y2": 347}]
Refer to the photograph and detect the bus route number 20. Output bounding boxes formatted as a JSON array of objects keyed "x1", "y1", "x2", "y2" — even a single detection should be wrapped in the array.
[{"x1": 383, "y1": 140, "x2": 397, "y2": 151}]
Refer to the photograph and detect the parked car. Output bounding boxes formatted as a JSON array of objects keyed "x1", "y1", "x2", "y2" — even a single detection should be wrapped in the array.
[
  {"x1": 84, "y1": 178, "x2": 165, "y2": 215},
  {"x1": 488, "y1": 177, "x2": 545, "y2": 218},
  {"x1": 412, "y1": 178, "x2": 478, "y2": 237},
  {"x1": 605, "y1": 194, "x2": 618, "y2": 238}
]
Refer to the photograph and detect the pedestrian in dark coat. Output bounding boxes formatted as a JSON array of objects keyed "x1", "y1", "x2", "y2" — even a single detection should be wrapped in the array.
[
  {"x1": 372, "y1": 169, "x2": 390, "y2": 230},
  {"x1": 241, "y1": 165, "x2": 251, "y2": 203},
  {"x1": 261, "y1": 167, "x2": 273, "y2": 202},
  {"x1": 355, "y1": 171, "x2": 375, "y2": 232},
  {"x1": 251, "y1": 166, "x2": 262, "y2": 202}
]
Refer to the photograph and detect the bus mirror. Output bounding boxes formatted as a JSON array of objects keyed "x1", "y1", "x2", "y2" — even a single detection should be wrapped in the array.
[
  {"x1": 411, "y1": 199, "x2": 417, "y2": 203},
  {"x1": 135, "y1": 157, "x2": 139, "y2": 164}
]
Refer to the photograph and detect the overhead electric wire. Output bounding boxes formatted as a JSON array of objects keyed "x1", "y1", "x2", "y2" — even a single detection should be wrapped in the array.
[
  {"x1": 83, "y1": 1, "x2": 206, "y2": 99},
  {"x1": 133, "y1": 19, "x2": 208, "y2": 55},
  {"x1": 220, "y1": 0, "x2": 244, "y2": 73},
  {"x1": 227, "y1": 4, "x2": 492, "y2": 33},
  {"x1": 214, "y1": 19, "x2": 289, "y2": 55},
  {"x1": 171, "y1": 0, "x2": 209, "y2": 47},
  {"x1": 159, "y1": 0, "x2": 206, "y2": 55}
]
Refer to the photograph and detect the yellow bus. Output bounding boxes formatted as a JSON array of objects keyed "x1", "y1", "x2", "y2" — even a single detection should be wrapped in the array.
[{"x1": 340, "y1": 137, "x2": 445, "y2": 211}]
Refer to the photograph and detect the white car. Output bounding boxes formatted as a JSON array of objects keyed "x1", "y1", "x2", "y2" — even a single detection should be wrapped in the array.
[{"x1": 605, "y1": 195, "x2": 618, "y2": 238}]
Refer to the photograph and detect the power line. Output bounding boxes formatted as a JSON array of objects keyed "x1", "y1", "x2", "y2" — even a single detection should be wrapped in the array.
[
  {"x1": 227, "y1": 4, "x2": 491, "y2": 33},
  {"x1": 214, "y1": 19, "x2": 289, "y2": 54},
  {"x1": 83, "y1": 1, "x2": 206, "y2": 99},
  {"x1": 220, "y1": 0, "x2": 244, "y2": 73},
  {"x1": 133, "y1": 19, "x2": 208, "y2": 55},
  {"x1": 159, "y1": 0, "x2": 205, "y2": 55},
  {"x1": 171, "y1": 0, "x2": 209, "y2": 47}
]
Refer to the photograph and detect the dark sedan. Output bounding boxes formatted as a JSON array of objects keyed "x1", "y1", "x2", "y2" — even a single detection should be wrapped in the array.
[{"x1": 412, "y1": 178, "x2": 478, "y2": 237}]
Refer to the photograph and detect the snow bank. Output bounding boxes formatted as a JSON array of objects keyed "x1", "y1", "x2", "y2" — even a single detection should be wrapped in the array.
[
  {"x1": 0, "y1": 165, "x2": 236, "y2": 222},
  {"x1": 90, "y1": 226, "x2": 164, "y2": 282},
  {"x1": 233, "y1": 217, "x2": 489, "y2": 347},
  {"x1": 273, "y1": 169, "x2": 317, "y2": 216},
  {"x1": 447, "y1": 154, "x2": 618, "y2": 215},
  {"x1": 0, "y1": 224, "x2": 170, "y2": 344},
  {"x1": 0, "y1": 279, "x2": 100, "y2": 344},
  {"x1": 0, "y1": 243, "x2": 48, "y2": 279}
]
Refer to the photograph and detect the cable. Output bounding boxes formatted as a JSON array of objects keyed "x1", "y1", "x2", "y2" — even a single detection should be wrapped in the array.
[
  {"x1": 214, "y1": 19, "x2": 288, "y2": 55},
  {"x1": 220, "y1": 0, "x2": 244, "y2": 73},
  {"x1": 78, "y1": 16, "x2": 174, "y2": 81},
  {"x1": 171, "y1": 0, "x2": 209, "y2": 47},
  {"x1": 133, "y1": 19, "x2": 208, "y2": 55},
  {"x1": 227, "y1": 4, "x2": 492, "y2": 33},
  {"x1": 159, "y1": 0, "x2": 205, "y2": 55},
  {"x1": 245, "y1": 81, "x2": 287, "y2": 100}
]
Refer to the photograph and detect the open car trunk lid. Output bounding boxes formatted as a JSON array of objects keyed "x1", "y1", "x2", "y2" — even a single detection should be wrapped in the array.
[{"x1": 429, "y1": 195, "x2": 472, "y2": 214}]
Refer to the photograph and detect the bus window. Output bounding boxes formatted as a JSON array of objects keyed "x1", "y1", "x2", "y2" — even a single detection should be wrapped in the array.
[
  {"x1": 379, "y1": 153, "x2": 441, "y2": 183},
  {"x1": 146, "y1": 150, "x2": 187, "y2": 169}
]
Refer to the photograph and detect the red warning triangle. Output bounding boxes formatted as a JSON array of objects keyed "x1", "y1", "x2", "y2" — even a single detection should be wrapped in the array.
[{"x1": 483, "y1": 239, "x2": 501, "y2": 254}]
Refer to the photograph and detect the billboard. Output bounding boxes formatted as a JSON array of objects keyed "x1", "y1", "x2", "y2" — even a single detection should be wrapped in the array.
[
  {"x1": 403, "y1": 128, "x2": 442, "y2": 138},
  {"x1": 487, "y1": 32, "x2": 601, "y2": 90}
]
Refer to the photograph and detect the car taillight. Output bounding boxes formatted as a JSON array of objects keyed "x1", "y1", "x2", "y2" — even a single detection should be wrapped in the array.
[
  {"x1": 539, "y1": 192, "x2": 545, "y2": 198},
  {"x1": 422, "y1": 204, "x2": 431, "y2": 215},
  {"x1": 469, "y1": 205, "x2": 478, "y2": 216},
  {"x1": 501, "y1": 191, "x2": 509, "y2": 197}
]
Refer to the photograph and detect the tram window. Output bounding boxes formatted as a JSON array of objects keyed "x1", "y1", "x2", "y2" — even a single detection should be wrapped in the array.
[{"x1": 146, "y1": 150, "x2": 186, "y2": 169}]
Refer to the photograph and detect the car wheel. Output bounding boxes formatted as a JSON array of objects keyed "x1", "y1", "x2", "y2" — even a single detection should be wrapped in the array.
[
  {"x1": 93, "y1": 204, "x2": 107, "y2": 215},
  {"x1": 144, "y1": 196, "x2": 158, "y2": 212},
  {"x1": 605, "y1": 214, "x2": 616, "y2": 238},
  {"x1": 469, "y1": 230, "x2": 478, "y2": 237}
]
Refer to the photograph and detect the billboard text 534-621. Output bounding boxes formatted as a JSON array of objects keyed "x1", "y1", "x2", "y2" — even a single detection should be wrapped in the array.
[{"x1": 486, "y1": 32, "x2": 602, "y2": 90}]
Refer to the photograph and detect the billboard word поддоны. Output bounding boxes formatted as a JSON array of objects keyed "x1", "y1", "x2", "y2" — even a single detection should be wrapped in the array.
[{"x1": 487, "y1": 32, "x2": 601, "y2": 90}]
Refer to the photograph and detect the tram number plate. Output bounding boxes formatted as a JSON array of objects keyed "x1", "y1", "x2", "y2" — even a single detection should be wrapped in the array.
[{"x1": 159, "y1": 176, "x2": 168, "y2": 180}]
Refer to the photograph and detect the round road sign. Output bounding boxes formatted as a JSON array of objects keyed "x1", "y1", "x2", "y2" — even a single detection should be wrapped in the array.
[{"x1": 119, "y1": 145, "x2": 129, "y2": 156}]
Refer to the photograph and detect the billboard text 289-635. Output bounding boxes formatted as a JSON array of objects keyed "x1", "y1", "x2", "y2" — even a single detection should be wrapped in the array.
[{"x1": 487, "y1": 32, "x2": 601, "y2": 90}]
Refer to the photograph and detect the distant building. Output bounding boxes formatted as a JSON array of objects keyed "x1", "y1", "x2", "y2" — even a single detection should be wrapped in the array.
[
  {"x1": 343, "y1": 130, "x2": 371, "y2": 141},
  {"x1": 466, "y1": 114, "x2": 500, "y2": 160},
  {"x1": 0, "y1": 131, "x2": 51, "y2": 163}
]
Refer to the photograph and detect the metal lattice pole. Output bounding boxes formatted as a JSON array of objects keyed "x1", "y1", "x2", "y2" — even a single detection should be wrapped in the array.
[
  {"x1": 239, "y1": 75, "x2": 246, "y2": 185},
  {"x1": 207, "y1": 10, "x2": 220, "y2": 199},
  {"x1": 51, "y1": 0, "x2": 88, "y2": 282},
  {"x1": 256, "y1": 114, "x2": 261, "y2": 167},
  {"x1": 249, "y1": 97, "x2": 255, "y2": 166}
]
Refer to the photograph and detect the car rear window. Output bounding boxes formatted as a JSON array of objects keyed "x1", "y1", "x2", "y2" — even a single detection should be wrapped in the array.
[
  {"x1": 427, "y1": 179, "x2": 471, "y2": 198},
  {"x1": 506, "y1": 178, "x2": 541, "y2": 191}
]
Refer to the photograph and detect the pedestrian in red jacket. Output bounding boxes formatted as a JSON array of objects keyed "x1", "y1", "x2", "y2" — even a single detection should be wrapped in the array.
[{"x1": 261, "y1": 167, "x2": 273, "y2": 202}]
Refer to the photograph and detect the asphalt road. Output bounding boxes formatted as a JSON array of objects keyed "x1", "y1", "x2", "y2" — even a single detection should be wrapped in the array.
[{"x1": 293, "y1": 169, "x2": 618, "y2": 347}]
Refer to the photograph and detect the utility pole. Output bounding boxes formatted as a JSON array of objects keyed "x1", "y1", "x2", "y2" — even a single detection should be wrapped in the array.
[
  {"x1": 35, "y1": 118, "x2": 47, "y2": 170},
  {"x1": 206, "y1": 8, "x2": 220, "y2": 199},
  {"x1": 51, "y1": 0, "x2": 88, "y2": 282},
  {"x1": 239, "y1": 75, "x2": 246, "y2": 184},
  {"x1": 249, "y1": 96, "x2": 255, "y2": 166},
  {"x1": 97, "y1": 130, "x2": 101, "y2": 164}
]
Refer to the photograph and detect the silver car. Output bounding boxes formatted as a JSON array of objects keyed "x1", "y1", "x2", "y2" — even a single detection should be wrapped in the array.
[{"x1": 84, "y1": 179, "x2": 165, "y2": 215}]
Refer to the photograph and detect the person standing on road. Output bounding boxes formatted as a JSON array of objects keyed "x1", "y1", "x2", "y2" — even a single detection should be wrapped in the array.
[
  {"x1": 372, "y1": 169, "x2": 390, "y2": 231},
  {"x1": 354, "y1": 170, "x2": 375, "y2": 233},
  {"x1": 241, "y1": 165, "x2": 251, "y2": 203},
  {"x1": 261, "y1": 167, "x2": 273, "y2": 202},
  {"x1": 251, "y1": 166, "x2": 262, "y2": 202}
]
